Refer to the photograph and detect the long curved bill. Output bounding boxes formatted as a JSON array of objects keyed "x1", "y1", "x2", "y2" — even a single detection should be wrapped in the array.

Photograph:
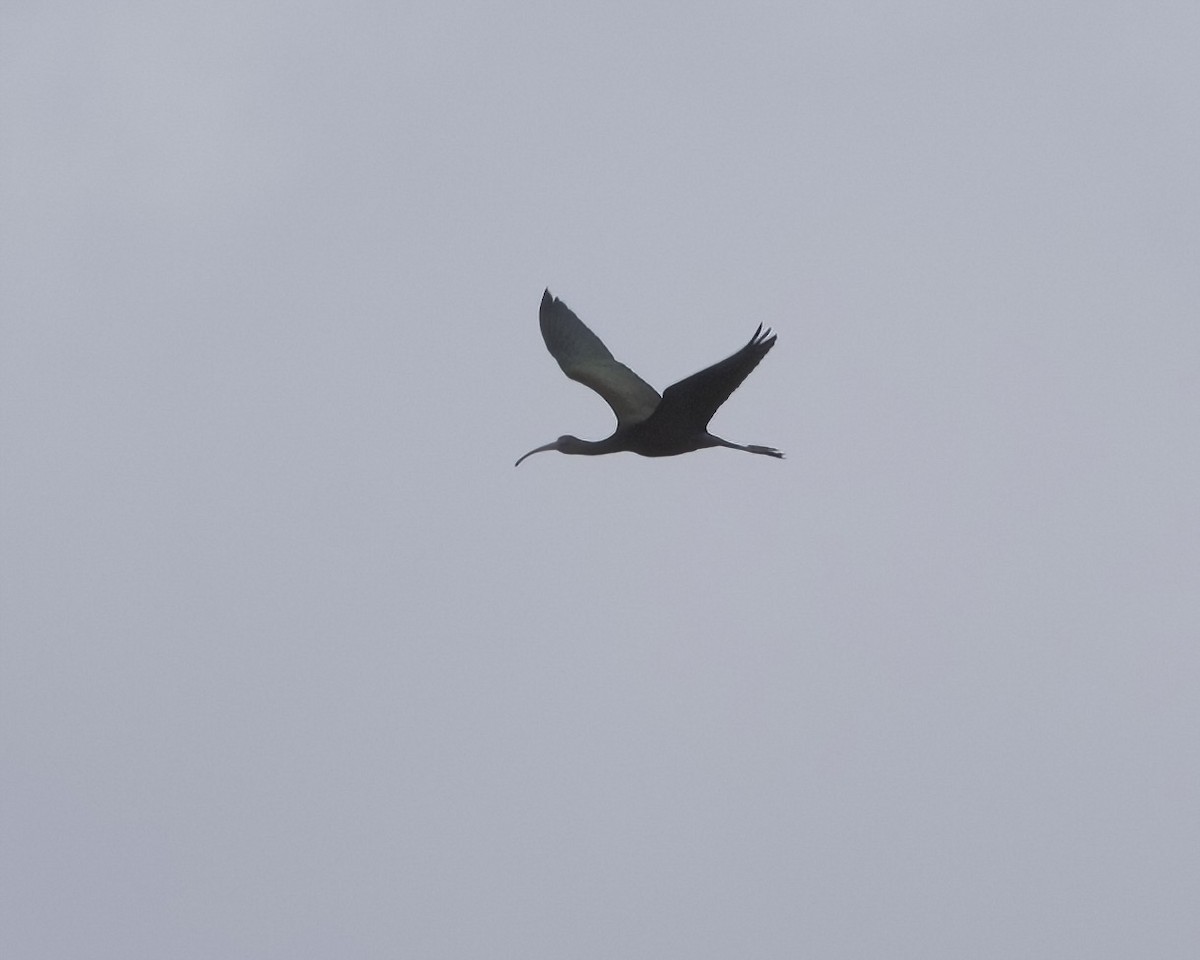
[{"x1": 514, "y1": 440, "x2": 559, "y2": 467}]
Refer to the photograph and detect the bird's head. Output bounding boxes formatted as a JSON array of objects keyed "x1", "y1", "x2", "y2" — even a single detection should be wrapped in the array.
[{"x1": 514, "y1": 435, "x2": 587, "y2": 467}]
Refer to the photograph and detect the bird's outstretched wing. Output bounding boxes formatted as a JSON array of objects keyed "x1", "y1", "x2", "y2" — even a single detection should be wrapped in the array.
[
  {"x1": 654, "y1": 325, "x2": 777, "y2": 431},
  {"x1": 539, "y1": 290, "x2": 661, "y2": 427}
]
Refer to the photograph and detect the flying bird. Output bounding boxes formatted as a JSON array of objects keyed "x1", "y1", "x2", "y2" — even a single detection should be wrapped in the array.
[{"x1": 516, "y1": 289, "x2": 783, "y2": 466}]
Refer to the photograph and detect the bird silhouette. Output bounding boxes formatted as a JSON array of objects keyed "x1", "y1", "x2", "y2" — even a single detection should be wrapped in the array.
[{"x1": 516, "y1": 289, "x2": 783, "y2": 466}]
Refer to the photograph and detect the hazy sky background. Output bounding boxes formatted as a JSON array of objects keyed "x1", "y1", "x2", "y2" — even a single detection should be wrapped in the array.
[{"x1": 3, "y1": 2, "x2": 1198, "y2": 957}]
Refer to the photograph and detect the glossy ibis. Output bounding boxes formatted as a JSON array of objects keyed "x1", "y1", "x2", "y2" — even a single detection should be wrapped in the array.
[{"x1": 516, "y1": 289, "x2": 783, "y2": 466}]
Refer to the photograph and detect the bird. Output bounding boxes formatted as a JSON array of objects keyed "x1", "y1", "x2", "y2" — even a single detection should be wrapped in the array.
[{"x1": 516, "y1": 289, "x2": 783, "y2": 466}]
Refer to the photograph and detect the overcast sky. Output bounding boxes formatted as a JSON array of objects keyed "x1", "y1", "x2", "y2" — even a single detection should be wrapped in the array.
[{"x1": 3, "y1": 2, "x2": 1199, "y2": 957}]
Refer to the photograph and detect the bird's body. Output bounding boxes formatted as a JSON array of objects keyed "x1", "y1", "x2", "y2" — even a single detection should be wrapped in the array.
[{"x1": 516, "y1": 290, "x2": 783, "y2": 466}]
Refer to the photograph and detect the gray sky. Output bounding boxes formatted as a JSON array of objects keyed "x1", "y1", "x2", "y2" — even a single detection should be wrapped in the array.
[{"x1": 3, "y1": 2, "x2": 1199, "y2": 957}]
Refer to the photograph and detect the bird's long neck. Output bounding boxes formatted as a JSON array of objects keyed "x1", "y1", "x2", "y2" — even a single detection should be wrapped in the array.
[
  {"x1": 514, "y1": 432, "x2": 625, "y2": 466},
  {"x1": 558, "y1": 435, "x2": 617, "y2": 456}
]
